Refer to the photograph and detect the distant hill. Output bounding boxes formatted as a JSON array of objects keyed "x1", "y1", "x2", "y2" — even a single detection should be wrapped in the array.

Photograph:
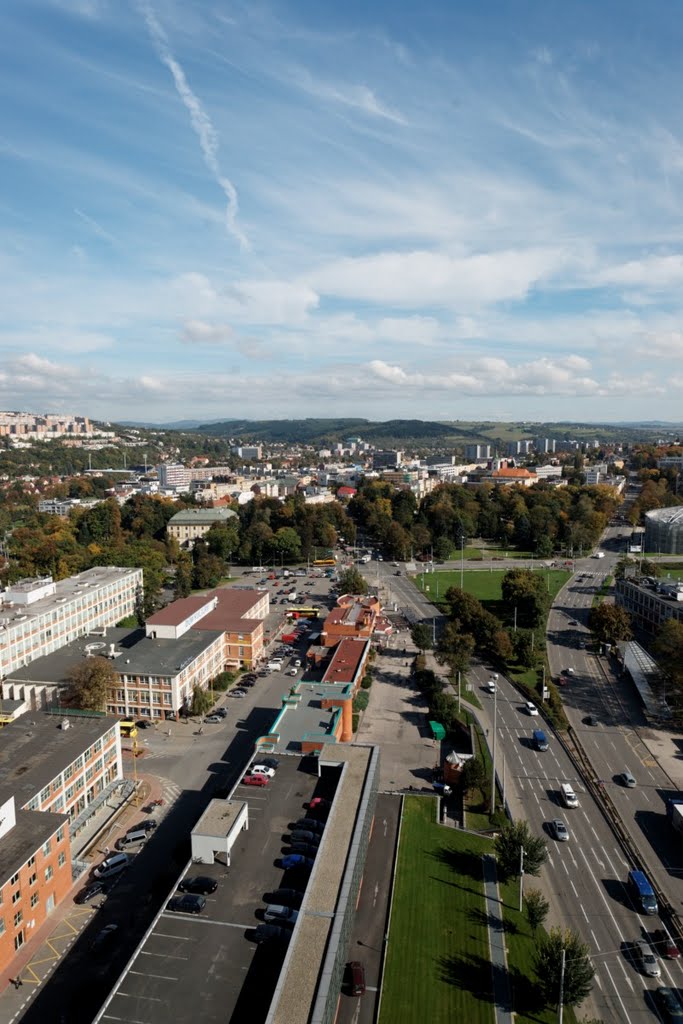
[
  {"x1": 117, "y1": 420, "x2": 205, "y2": 429},
  {"x1": 195, "y1": 418, "x2": 458, "y2": 444}
]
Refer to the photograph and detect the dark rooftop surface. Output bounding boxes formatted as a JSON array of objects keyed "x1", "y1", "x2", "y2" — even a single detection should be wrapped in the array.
[
  {"x1": 5, "y1": 627, "x2": 223, "y2": 684},
  {"x1": 0, "y1": 710, "x2": 119, "y2": 809},
  {"x1": 0, "y1": 808, "x2": 70, "y2": 887}
]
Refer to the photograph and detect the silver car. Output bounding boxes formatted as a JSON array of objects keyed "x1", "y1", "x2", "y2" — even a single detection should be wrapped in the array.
[
  {"x1": 635, "y1": 940, "x2": 660, "y2": 977},
  {"x1": 550, "y1": 819, "x2": 569, "y2": 842}
]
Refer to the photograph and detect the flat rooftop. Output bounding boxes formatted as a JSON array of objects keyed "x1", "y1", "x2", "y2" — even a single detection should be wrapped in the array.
[
  {"x1": 6, "y1": 626, "x2": 223, "y2": 684},
  {"x1": 95, "y1": 757, "x2": 325, "y2": 1024},
  {"x1": 95, "y1": 746, "x2": 377, "y2": 1024},
  {"x1": 267, "y1": 683, "x2": 351, "y2": 751},
  {"x1": 0, "y1": 566, "x2": 140, "y2": 630},
  {"x1": 0, "y1": 710, "x2": 119, "y2": 809},
  {"x1": 0, "y1": 808, "x2": 69, "y2": 887}
]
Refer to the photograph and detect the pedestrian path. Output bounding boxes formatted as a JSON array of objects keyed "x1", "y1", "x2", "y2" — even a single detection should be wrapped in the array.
[{"x1": 482, "y1": 855, "x2": 513, "y2": 1024}]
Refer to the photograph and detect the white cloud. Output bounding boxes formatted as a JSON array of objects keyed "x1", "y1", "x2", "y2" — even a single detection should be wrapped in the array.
[
  {"x1": 288, "y1": 67, "x2": 406, "y2": 125},
  {"x1": 182, "y1": 320, "x2": 234, "y2": 343},
  {"x1": 597, "y1": 254, "x2": 683, "y2": 291},
  {"x1": 307, "y1": 247, "x2": 569, "y2": 308}
]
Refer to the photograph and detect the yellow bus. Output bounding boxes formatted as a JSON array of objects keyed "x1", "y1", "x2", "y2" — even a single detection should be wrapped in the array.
[
  {"x1": 286, "y1": 606, "x2": 320, "y2": 619},
  {"x1": 312, "y1": 558, "x2": 336, "y2": 567},
  {"x1": 119, "y1": 719, "x2": 138, "y2": 738}
]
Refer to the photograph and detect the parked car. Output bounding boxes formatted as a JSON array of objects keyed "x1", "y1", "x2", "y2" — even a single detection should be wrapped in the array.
[
  {"x1": 550, "y1": 819, "x2": 569, "y2": 842},
  {"x1": 288, "y1": 668, "x2": 298, "y2": 676},
  {"x1": 75, "y1": 881, "x2": 108, "y2": 905},
  {"x1": 289, "y1": 843, "x2": 318, "y2": 858},
  {"x1": 204, "y1": 715, "x2": 223, "y2": 724},
  {"x1": 215, "y1": 707, "x2": 228, "y2": 718},
  {"x1": 242, "y1": 774, "x2": 269, "y2": 787},
  {"x1": 652, "y1": 928, "x2": 681, "y2": 959},
  {"x1": 137, "y1": 819, "x2": 158, "y2": 832},
  {"x1": 167, "y1": 893, "x2": 206, "y2": 915},
  {"x1": 281, "y1": 854, "x2": 314, "y2": 870},
  {"x1": 264, "y1": 888, "x2": 303, "y2": 908},
  {"x1": 253, "y1": 924, "x2": 292, "y2": 944},
  {"x1": 308, "y1": 797, "x2": 330, "y2": 813},
  {"x1": 290, "y1": 830, "x2": 321, "y2": 845},
  {"x1": 258, "y1": 756, "x2": 280, "y2": 771},
  {"x1": 230, "y1": 688, "x2": 248, "y2": 698},
  {"x1": 294, "y1": 818, "x2": 325, "y2": 834},
  {"x1": 90, "y1": 923, "x2": 119, "y2": 954},
  {"x1": 94, "y1": 853, "x2": 130, "y2": 880},
  {"x1": 178, "y1": 876, "x2": 218, "y2": 895},
  {"x1": 264, "y1": 904, "x2": 299, "y2": 925},
  {"x1": 242, "y1": 674, "x2": 257, "y2": 683},
  {"x1": 635, "y1": 939, "x2": 660, "y2": 977},
  {"x1": 136, "y1": 719, "x2": 152, "y2": 729},
  {"x1": 240, "y1": 679, "x2": 256, "y2": 688},
  {"x1": 250, "y1": 765, "x2": 276, "y2": 778}
]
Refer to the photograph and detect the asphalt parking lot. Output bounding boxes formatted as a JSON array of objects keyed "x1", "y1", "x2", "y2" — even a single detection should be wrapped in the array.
[{"x1": 95, "y1": 757, "x2": 330, "y2": 1024}]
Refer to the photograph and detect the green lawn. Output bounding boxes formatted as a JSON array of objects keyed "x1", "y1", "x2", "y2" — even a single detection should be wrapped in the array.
[
  {"x1": 416, "y1": 569, "x2": 570, "y2": 606},
  {"x1": 380, "y1": 798, "x2": 495, "y2": 1024}
]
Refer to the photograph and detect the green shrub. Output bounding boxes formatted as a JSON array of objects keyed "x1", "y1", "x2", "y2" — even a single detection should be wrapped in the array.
[
  {"x1": 212, "y1": 671, "x2": 235, "y2": 692},
  {"x1": 361, "y1": 673, "x2": 373, "y2": 689},
  {"x1": 353, "y1": 690, "x2": 370, "y2": 713},
  {"x1": 352, "y1": 712, "x2": 360, "y2": 733}
]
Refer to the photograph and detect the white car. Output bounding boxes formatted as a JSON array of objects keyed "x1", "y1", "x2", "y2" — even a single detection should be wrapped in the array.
[
  {"x1": 249, "y1": 765, "x2": 276, "y2": 778},
  {"x1": 485, "y1": 680, "x2": 497, "y2": 693},
  {"x1": 526, "y1": 702, "x2": 539, "y2": 716}
]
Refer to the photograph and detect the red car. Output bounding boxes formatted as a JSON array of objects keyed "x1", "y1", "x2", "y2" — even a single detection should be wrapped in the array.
[
  {"x1": 308, "y1": 797, "x2": 330, "y2": 813},
  {"x1": 242, "y1": 774, "x2": 269, "y2": 787}
]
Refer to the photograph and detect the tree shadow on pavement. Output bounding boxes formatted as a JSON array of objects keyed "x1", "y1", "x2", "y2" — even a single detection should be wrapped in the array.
[{"x1": 469, "y1": 906, "x2": 519, "y2": 935}]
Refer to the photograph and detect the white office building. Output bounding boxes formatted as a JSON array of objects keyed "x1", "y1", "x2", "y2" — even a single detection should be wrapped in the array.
[{"x1": 0, "y1": 567, "x2": 143, "y2": 679}]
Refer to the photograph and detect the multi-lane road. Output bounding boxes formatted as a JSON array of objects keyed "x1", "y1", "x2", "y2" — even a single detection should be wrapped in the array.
[
  {"x1": 362, "y1": 535, "x2": 683, "y2": 1021},
  {"x1": 470, "y1": 664, "x2": 683, "y2": 1023}
]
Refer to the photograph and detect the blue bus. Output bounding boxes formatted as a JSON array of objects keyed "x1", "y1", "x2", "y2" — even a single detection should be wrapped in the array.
[{"x1": 627, "y1": 869, "x2": 658, "y2": 915}]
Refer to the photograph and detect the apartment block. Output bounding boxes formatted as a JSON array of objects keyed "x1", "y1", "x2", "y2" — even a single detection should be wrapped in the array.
[
  {"x1": 0, "y1": 710, "x2": 123, "y2": 976},
  {"x1": 0, "y1": 412, "x2": 94, "y2": 439},
  {"x1": 615, "y1": 577, "x2": 683, "y2": 633},
  {"x1": 0, "y1": 567, "x2": 143, "y2": 681},
  {"x1": 464, "y1": 444, "x2": 492, "y2": 460},
  {"x1": 372, "y1": 450, "x2": 403, "y2": 470}
]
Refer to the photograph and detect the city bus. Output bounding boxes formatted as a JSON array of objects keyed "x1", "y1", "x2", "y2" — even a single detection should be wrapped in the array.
[
  {"x1": 286, "y1": 606, "x2": 321, "y2": 619},
  {"x1": 312, "y1": 558, "x2": 336, "y2": 567}
]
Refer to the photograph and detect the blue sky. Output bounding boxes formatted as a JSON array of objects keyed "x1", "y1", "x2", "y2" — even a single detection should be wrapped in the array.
[{"x1": 2, "y1": 0, "x2": 683, "y2": 425}]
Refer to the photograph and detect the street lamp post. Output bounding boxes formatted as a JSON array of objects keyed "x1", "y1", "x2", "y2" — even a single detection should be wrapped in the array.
[
  {"x1": 490, "y1": 683, "x2": 498, "y2": 815},
  {"x1": 460, "y1": 536, "x2": 465, "y2": 590}
]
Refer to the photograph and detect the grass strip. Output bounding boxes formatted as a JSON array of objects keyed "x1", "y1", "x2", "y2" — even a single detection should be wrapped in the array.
[{"x1": 379, "y1": 798, "x2": 495, "y2": 1024}]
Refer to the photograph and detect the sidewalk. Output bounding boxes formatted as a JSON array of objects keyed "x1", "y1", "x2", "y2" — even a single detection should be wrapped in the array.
[{"x1": 482, "y1": 855, "x2": 513, "y2": 1024}]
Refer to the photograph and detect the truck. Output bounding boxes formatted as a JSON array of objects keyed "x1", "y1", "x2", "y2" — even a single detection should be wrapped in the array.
[
  {"x1": 667, "y1": 797, "x2": 683, "y2": 836},
  {"x1": 592, "y1": 551, "x2": 605, "y2": 559},
  {"x1": 287, "y1": 591, "x2": 297, "y2": 603}
]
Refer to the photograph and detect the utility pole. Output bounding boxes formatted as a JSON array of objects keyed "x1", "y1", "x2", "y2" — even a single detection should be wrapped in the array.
[
  {"x1": 519, "y1": 844, "x2": 524, "y2": 911},
  {"x1": 460, "y1": 536, "x2": 465, "y2": 591},
  {"x1": 457, "y1": 670, "x2": 461, "y2": 713},
  {"x1": 490, "y1": 683, "x2": 498, "y2": 815},
  {"x1": 558, "y1": 946, "x2": 566, "y2": 1024}
]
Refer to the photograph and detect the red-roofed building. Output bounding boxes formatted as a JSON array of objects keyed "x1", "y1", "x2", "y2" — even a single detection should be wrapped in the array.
[
  {"x1": 320, "y1": 595, "x2": 381, "y2": 648},
  {"x1": 146, "y1": 587, "x2": 268, "y2": 669},
  {"x1": 336, "y1": 486, "x2": 357, "y2": 499}
]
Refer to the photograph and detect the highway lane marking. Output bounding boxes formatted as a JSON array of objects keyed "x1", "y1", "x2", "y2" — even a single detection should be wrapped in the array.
[
  {"x1": 602, "y1": 962, "x2": 635, "y2": 1019},
  {"x1": 580, "y1": 904, "x2": 589, "y2": 921},
  {"x1": 570, "y1": 880, "x2": 579, "y2": 896}
]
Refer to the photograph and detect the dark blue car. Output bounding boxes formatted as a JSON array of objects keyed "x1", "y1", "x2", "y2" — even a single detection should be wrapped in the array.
[{"x1": 281, "y1": 854, "x2": 314, "y2": 870}]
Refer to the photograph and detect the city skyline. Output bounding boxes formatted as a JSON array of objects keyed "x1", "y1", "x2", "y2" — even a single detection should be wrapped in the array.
[{"x1": 2, "y1": 1, "x2": 683, "y2": 421}]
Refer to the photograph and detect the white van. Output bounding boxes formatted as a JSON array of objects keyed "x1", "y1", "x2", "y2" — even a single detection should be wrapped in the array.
[
  {"x1": 94, "y1": 853, "x2": 130, "y2": 879},
  {"x1": 118, "y1": 829, "x2": 148, "y2": 849},
  {"x1": 560, "y1": 783, "x2": 578, "y2": 808},
  {"x1": 267, "y1": 660, "x2": 283, "y2": 672}
]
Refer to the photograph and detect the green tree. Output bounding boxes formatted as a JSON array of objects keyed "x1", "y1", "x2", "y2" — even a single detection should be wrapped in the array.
[
  {"x1": 206, "y1": 521, "x2": 240, "y2": 563},
  {"x1": 534, "y1": 927, "x2": 595, "y2": 1009},
  {"x1": 587, "y1": 604, "x2": 633, "y2": 645},
  {"x1": 512, "y1": 630, "x2": 536, "y2": 668},
  {"x1": 191, "y1": 684, "x2": 214, "y2": 717},
  {"x1": 524, "y1": 888, "x2": 550, "y2": 931},
  {"x1": 653, "y1": 618, "x2": 683, "y2": 692},
  {"x1": 461, "y1": 756, "x2": 487, "y2": 798},
  {"x1": 64, "y1": 656, "x2": 117, "y2": 711},
  {"x1": 410, "y1": 622, "x2": 434, "y2": 652},
  {"x1": 175, "y1": 552, "x2": 193, "y2": 599},
  {"x1": 273, "y1": 526, "x2": 302, "y2": 563},
  {"x1": 495, "y1": 820, "x2": 548, "y2": 881},
  {"x1": 436, "y1": 622, "x2": 475, "y2": 677},
  {"x1": 337, "y1": 566, "x2": 369, "y2": 595}
]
